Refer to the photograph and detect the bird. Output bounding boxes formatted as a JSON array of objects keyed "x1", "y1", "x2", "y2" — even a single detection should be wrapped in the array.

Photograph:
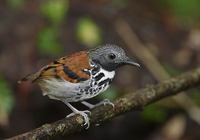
[{"x1": 19, "y1": 44, "x2": 140, "y2": 128}]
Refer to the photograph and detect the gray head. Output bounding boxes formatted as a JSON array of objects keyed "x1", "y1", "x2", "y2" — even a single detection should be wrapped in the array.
[{"x1": 89, "y1": 44, "x2": 140, "y2": 71}]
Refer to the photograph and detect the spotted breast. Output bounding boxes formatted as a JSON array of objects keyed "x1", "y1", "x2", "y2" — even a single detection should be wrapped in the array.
[{"x1": 77, "y1": 62, "x2": 115, "y2": 101}]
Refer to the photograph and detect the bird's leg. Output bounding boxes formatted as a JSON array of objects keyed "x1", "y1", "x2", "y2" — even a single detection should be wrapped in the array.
[
  {"x1": 62, "y1": 100, "x2": 91, "y2": 128},
  {"x1": 94, "y1": 99, "x2": 115, "y2": 107},
  {"x1": 82, "y1": 99, "x2": 114, "y2": 109},
  {"x1": 81, "y1": 101, "x2": 95, "y2": 109}
]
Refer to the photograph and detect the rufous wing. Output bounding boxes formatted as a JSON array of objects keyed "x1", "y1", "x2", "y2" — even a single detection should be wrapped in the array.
[{"x1": 19, "y1": 51, "x2": 92, "y2": 83}]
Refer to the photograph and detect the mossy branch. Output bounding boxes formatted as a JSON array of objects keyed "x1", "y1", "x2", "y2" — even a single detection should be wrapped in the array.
[{"x1": 7, "y1": 67, "x2": 200, "y2": 140}]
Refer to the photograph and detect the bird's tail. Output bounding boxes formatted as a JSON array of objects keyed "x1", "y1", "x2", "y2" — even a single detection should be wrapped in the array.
[{"x1": 18, "y1": 71, "x2": 41, "y2": 84}]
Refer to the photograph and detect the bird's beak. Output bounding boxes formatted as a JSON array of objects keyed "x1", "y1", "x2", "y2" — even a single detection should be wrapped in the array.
[{"x1": 125, "y1": 57, "x2": 140, "y2": 67}]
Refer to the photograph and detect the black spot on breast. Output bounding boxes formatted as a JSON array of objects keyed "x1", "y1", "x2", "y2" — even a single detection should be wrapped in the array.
[
  {"x1": 98, "y1": 78, "x2": 111, "y2": 86},
  {"x1": 94, "y1": 73, "x2": 105, "y2": 81},
  {"x1": 75, "y1": 96, "x2": 81, "y2": 100},
  {"x1": 77, "y1": 93, "x2": 82, "y2": 95},
  {"x1": 80, "y1": 89, "x2": 84, "y2": 92},
  {"x1": 89, "y1": 88, "x2": 93, "y2": 93},
  {"x1": 93, "y1": 89, "x2": 96, "y2": 92},
  {"x1": 90, "y1": 80, "x2": 97, "y2": 86},
  {"x1": 85, "y1": 86, "x2": 90, "y2": 91}
]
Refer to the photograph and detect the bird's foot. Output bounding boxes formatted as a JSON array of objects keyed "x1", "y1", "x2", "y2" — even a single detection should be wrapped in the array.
[
  {"x1": 66, "y1": 110, "x2": 91, "y2": 129},
  {"x1": 97, "y1": 99, "x2": 115, "y2": 108}
]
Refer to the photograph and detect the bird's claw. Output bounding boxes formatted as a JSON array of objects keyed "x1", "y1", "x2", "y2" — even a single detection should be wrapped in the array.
[
  {"x1": 66, "y1": 110, "x2": 91, "y2": 129},
  {"x1": 96, "y1": 99, "x2": 115, "y2": 108}
]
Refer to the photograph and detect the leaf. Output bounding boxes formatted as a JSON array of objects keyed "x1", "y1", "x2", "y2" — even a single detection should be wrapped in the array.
[
  {"x1": 141, "y1": 104, "x2": 167, "y2": 123},
  {"x1": 40, "y1": 0, "x2": 69, "y2": 24},
  {"x1": 163, "y1": 64, "x2": 182, "y2": 76},
  {"x1": 0, "y1": 77, "x2": 14, "y2": 126},
  {"x1": 7, "y1": 0, "x2": 24, "y2": 10},
  {"x1": 76, "y1": 17, "x2": 102, "y2": 47},
  {"x1": 189, "y1": 89, "x2": 200, "y2": 105},
  {"x1": 98, "y1": 86, "x2": 118, "y2": 101},
  {"x1": 158, "y1": 0, "x2": 200, "y2": 24},
  {"x1": 37, "y1": 27, "x2": 62, "y2": 55},
  {"x1": 112, "y1": 0, "x2": 128, "y2": 9}
]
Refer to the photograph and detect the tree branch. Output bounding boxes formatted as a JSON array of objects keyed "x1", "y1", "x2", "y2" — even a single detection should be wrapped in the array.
[{"x1": 7, "y1": 67, "x2": 200, "y2": 140}]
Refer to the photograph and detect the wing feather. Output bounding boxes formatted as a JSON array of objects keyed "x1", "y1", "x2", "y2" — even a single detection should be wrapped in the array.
[{"x1": 19, "y1": 51, "x2": 92, "y2": 83}]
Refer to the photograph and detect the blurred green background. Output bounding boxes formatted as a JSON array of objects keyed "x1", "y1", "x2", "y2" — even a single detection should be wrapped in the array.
[{"x1": 0, "y1": 0, "x2": 200, "y2": 139}]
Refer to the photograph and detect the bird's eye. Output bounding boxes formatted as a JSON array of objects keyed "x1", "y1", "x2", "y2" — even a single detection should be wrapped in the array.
[{"x1": 108, "y1": 53, "x2": 116, "y2": 60}]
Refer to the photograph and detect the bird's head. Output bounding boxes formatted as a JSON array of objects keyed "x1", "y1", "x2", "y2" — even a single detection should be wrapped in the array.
[{"x1": 89, "y1": 44, "x2": 140, "y2": 71}]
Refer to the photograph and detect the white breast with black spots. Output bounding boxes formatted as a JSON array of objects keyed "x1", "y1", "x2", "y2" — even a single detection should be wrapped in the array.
[
  {"x1": 40, "y1": 64, "x2": 115, "y2": 102},
  {"x1": 78, "y1": 65, "x2": 115, "y2": 100}
]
